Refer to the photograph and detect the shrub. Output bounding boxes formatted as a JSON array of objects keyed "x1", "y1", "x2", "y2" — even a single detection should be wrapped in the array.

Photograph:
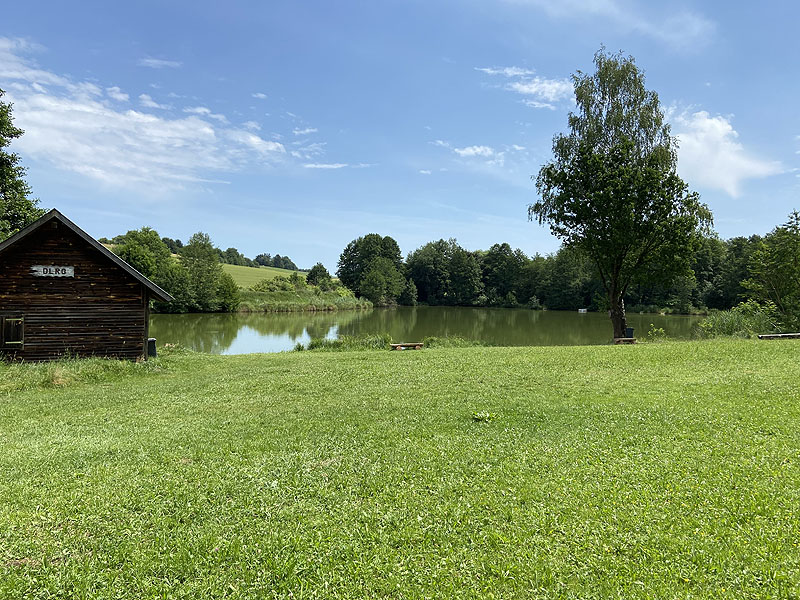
[
  {"x1": 697, "y1": 299, "x2": 782, "y2": 338},
  {"x1": 216, "y1": 272, "x2": 241, "y2": 312},
  {"x1": 645, "y1": 324, "x2": 668, "y2": 342},
  {"x1": 299, "y1": 333, "x2": 392, "y2": 352}
]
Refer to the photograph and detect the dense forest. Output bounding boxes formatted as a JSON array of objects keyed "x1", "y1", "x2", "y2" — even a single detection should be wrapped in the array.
[{"x1": 337, "y1": 211, "x2": 800, "y2": 330}]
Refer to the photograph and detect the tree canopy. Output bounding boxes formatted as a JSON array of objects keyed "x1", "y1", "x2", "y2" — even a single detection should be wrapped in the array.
[
  {"x1": 337, "y1": 233, "x2": 406, "y2": 304},
  {"x1": 306, "y1": 262, "x2": 333, "y2": 290},
  {"x1": 744, "y1": 211, "x2": 800, "y2": 329},
  {"x1": 0, "y1": 89, "x2": 44, "y2": 240},
  {"x1": 530, "y1": 49, "x2": 712, "y2": 337}
]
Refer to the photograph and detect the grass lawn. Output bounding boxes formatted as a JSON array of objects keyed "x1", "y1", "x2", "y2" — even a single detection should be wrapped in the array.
[
  {"x1": 222, "y1": 264, "x2": 305, "y2": 289},
  {"x1": 1, "y1": 340, "x2": 799, "y2": 598}
]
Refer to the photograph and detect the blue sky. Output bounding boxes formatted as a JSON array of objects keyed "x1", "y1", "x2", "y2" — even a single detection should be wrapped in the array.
[{"x1": 2, "y1": 0, "x2": 798, "y2": 269}]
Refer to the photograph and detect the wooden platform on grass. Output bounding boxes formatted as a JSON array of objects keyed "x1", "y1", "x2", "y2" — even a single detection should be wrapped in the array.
[
  {"x1": 757, "y1": 333, "x2": 800, "y2": 340},
  {"x1": 613, "y1": 337, "x2": 636, "y2": 345},
  {"x1": 390, "y1": 343, "x2": 423, "y2": 350}
]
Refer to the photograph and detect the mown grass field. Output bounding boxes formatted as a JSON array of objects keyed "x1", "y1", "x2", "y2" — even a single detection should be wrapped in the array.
[
  {"x1": 1, "y1": 340, "x2": 799, "y2": 598},
  {"x1": 221, "y1": 263, "x2": 305, "y2": 288}
]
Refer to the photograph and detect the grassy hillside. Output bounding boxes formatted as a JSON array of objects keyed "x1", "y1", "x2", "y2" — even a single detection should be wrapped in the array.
[
  {"x1": 2, "y1": 340, "x2": 799, "y2": 598},
  {"x1": 221, "y1": 263, "x2": 305, "y2": 288},
  {"x1": 102, "y1": 244, "x2": 300, "y2": 289}
]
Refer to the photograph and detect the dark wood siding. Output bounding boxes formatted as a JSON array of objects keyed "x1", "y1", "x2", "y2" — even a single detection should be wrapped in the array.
[{"x1": 0, "y1": 220, "x2": 149, "y2": 360}]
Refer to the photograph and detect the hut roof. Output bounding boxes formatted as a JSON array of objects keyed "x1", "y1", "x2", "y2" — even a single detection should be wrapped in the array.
[{"x1": 0, "y1": 209, "x2": 174, "y2": 302}]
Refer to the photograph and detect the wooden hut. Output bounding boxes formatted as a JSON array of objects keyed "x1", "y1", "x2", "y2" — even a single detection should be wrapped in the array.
[{"x1": 0, "y1": 209, "x2": 173, "y2": 361}]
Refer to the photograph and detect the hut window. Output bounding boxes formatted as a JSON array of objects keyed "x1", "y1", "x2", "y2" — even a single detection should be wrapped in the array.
[{"x1": 2, "y1": 316, "x2": 24, "y2": 347}]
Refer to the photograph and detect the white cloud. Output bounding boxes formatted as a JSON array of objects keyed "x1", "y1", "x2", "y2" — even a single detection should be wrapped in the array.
[
  {"x1": 419, "y1": 169, "x2": 432, "y2": 175},
  {"x1": 106, "y1": 86, "x2": 128, "y2": 102},
  {"x1": 139, "y1": 93, "x2": 169, "y2": 109},
  {"x1": 475, "y1": 66, "x2": 535, "y2": 77},
  {"x1": 673, "y1": 110, "x2": 783, "y2": 197},
  {"x1": 183, "y1": 105, "x2": 228, "y2": 123},
  {"x1": 508, "y1": 78, "x2": 572, "y2": 103},
  {"x1": 476, "y1": 65, "x2": 572, "y2": 109},
  {"x1": 504, "y1": 0, "x2": 715, "y2": 49},
  {"x1": 0, "y1": 38, "x2": 95, "y2": 95},
  {"x1": 304, "y1": 163, "x2": 348, "y2": 169},
  {"x1": 453, "y1": 145, "x2": 495, "y2": 157},
  {"x1": 511, "y1": 144, "x2": 525, "y2": 151},
  {"x1": 251, "y1": 92, "x2": 267, "y2": 99},
  {"x1": 1, "y1": 38, "x2": 288, "y2": 188},
  {"x1": 291, "y1": 142, "x2": 327, "y2": 160},
  {"x1": 243, "y1": 120, "x2": 261, "y2": 131},
  {"x1": 293, "y1": 127, "x2": 318, "y2": 136},
  {"x1": 432, "y1": 140, "x2": 507, "y2": 169},
  {"x1": 137, "y1": 57, "x2": 182, "y2": 69}
]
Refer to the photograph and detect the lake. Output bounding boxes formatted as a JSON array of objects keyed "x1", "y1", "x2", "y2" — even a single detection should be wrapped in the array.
[{"x1": 149, "y1": 307, "x2": 704, "y2": 354}]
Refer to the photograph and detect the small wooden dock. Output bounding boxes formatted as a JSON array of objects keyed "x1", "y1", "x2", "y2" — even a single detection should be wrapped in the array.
[
  {"x1": 757, "y1": 333, "x2": 800, "y2": 340},
  {"x1": 390, "y1": 342, "x2": 423, "y2": 350},
  {"x1": 613, "y1": 337, "x2": 636, "y2": 345}
]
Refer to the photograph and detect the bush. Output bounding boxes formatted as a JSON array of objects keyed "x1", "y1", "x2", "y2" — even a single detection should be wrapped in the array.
[
  {"x1": 250, "y1": 276, "x2": 297, "y2": 293},
  {"x1": 238, "y1": 290, "x2": 372, "y2": 313},
  {"x1": 216, "y1": 272, "x2": 241, "y2": 312},
  {"x1": 645, "y1": 324, "x2": 668, "y2": 342},
  {"x1": 697, "y1": 300, "x2": 782, "y2": 338},
  {"x1": 298, "y1": 334, "x2": 392, "y2": 352}
]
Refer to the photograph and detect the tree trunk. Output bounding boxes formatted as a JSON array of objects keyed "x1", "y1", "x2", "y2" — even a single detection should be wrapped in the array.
[{"x1": 609, "y1": 293, "x2": 627, "y2": 338}]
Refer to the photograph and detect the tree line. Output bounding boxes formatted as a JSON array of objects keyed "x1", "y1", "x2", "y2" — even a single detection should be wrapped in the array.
[
  {"x1": 335, "y1": 219, "x2": 800, "y2": 329},
  {"x1": 109, "y1": 228, "x2": 240, "y2": 313},
  {"x1": 99, "y1": 234, "x2": 301, "y2": 271}
]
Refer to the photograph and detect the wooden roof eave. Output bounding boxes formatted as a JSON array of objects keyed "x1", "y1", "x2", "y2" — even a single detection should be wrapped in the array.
[{"x1": 0, "y1": 209, "x2": 174, "y2": 303}]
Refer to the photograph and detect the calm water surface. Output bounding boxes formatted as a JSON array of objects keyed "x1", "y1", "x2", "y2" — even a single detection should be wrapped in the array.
[{"x1": 150, "y1": 307, "x2": 704, "y2": 355}]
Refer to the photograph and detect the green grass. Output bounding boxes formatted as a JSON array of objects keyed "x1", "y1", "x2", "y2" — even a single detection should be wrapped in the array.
[
  {"x1": 238, "y1": 289, "x2": 371, "y2": 312},
  {"x1": 1, "y1": 340, "x2": 799, "y2": 598},
  {"x1": 298, "y1": 333, "x2": 392, "y2": 351},
  {"x1": 222, "y1": 263, "x2": 305, "y2": 288}
]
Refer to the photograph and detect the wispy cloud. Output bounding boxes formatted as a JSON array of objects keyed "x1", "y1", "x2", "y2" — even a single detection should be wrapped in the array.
[
  {"x1": 106, "y1": 86, "x2": 128, "y2": 102},
  {"x1": 304, "y1": 163, "x2": 348, "y2": 169},
  {"x1": 475, "y1": 66, "x2": 535, "y2": 78},
  {"x1": 251, "y1": 92, "x2": 268, "y2": 99},
  {"x1": 137, "y1": 57, "x2": 182, "y2": 69},
  {"x1": 504, "y1": 0, "x2": 715, "y2": 49},
  {"x1": 419, "y1": 169, "x2": 432, "y2": 175},
  {"x1": 303, "y1": 162, "x2": 373, "y2": 170},
  {"x1": 290, "y1": 141, "x2": 327, "y2": 160},
  {"x1": 673, "y1": 110, "x2": 782, "y2": 197},
  {"x1": 430, "y1": 139, "x2": 533, "y2": 180},
  {"x1": 1, "y1": 37, "x2": 289, "y2": 188},
  {"x1": 183, "y1": 105, "x2": 228, "y2": 123},
  {"x1": 453, "y1": 145, "x2": 495, "y2": 158},
  {"x1": 293, "y1": 127, "x2": 318, "y2": 136},
  {"x1": 139, "y1": 93, "x2": 169, "y2": 109},
  {"x1": 476, "y1": 65, "x2": 572, "y2": 109}
]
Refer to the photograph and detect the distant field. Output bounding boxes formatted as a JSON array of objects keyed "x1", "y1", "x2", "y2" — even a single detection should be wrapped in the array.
[
  {"x1": 221, "y1": 263, "x2": 305, "y2": 288},
  {"x1": 102, "y1": 245, "x2": 301, "y2": 289}
]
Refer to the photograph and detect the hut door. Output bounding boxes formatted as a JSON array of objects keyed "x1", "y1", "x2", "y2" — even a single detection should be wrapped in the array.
[{"x1": 1, "y1": 315, "x2": 24, "y2": 349}]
